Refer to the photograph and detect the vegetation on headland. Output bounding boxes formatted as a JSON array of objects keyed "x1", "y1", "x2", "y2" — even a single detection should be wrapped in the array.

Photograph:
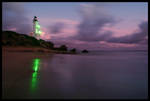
[
  {"x1": 82, "y1": 49, "x2": 89, "y2": 53},
  {"x1": 2, "y1": 31, "x2": 53, "y2": 48},
  {"x1": 2, "y1": 31, "x2": 89, "y2": 54},
  {"x1": 70, "y1": 48, "x2": 76, "y2": 53}
]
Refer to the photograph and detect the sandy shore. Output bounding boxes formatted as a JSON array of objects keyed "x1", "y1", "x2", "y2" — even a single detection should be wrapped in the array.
[{"x1": 2, "y1": 46, "x2": 76, "y2": 54}]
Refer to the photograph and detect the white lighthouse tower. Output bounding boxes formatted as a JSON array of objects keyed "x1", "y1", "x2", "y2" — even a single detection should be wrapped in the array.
[{"x1": 33, "y1": 16, "x2": 42, "y2": 39}]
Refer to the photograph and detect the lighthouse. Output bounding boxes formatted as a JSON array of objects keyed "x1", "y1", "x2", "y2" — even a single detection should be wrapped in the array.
[{"x1": 33, "y1": 16, "x2": 42, "y2": 39}]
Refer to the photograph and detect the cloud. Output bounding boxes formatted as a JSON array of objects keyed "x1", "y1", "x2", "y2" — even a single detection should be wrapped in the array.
[
  {"x1": 72, "y1": 4, "x2": 116, "y2": 42},
  {"x1": 2, "y1": 2, "x2": 32, "y2": 34},
  {"x1": 43, "y1": 19, "x2": 79, "y2": 41},
  {"x1": 49, "y1": 22, "x2": 65, "y2": 34},
  {"x1": 48, "y1": 4, "x2": 147, "y2": 50},
  {"x1": 71, "y1": 4, "x2": 148, "y2": 46},
  {"x1": 107, "y1": 21, "x2": 148, "y2": 44}
]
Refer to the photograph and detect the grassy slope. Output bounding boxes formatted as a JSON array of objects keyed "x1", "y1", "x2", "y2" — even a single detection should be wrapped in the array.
[{"x1": 2, "y1": 31, "x2": 75, "y2": 54}]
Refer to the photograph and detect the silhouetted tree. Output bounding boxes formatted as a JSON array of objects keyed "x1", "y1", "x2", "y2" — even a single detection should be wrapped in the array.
[
  {"x1": 46, "y1": 41, "x2": 54, "y2": 49},
  {"x1": 59, "y1": 45, "x2": 68, "y2": 51},
  {"x1": 70, "y1": 48, "x2": 76, "y2": 53}
]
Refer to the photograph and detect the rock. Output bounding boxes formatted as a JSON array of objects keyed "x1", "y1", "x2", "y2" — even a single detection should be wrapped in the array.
[{"x1": 82, "y1": 49, "x2": 88, "y2": 53}]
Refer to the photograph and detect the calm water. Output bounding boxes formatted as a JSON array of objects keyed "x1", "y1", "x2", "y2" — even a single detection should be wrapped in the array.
[{"x1": 2, "y1": 51, "x2": 148, "y2": 99}]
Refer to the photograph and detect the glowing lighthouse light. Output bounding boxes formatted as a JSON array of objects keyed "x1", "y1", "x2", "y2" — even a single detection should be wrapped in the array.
[{"x1": 33, "y1": 16, "x2": 42, "y2": 39}]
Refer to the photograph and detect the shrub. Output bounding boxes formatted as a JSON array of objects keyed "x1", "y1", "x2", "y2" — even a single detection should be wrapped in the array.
[{"x1": 58, "y1": 45, "x2": 68, "y2": 51}]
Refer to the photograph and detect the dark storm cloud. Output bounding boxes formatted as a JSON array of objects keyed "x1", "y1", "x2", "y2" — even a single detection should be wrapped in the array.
[
  {"x1": 73, "y1": 4, "x2": 116, "y2": 42},
  {"x1": 50, "y1": 22, "x2": 65, "y2": 34},
  {"x1": 2, "y1": 3, "x2": 32, "y2": 34},
  {"x1": 107, "y1": 21, "x2": 148, "y2": 44}
]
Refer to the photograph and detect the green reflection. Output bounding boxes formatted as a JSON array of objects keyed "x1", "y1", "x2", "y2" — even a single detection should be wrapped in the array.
[
  {"x1": 31, "y1": 72, "x2": 37, "y2": 89},
  {"x1": 33, "y1": 58, "x2": 40, "y2": 72},
  {"x1": 30, "y1": 58, "x2": 41, "y2": 93}
]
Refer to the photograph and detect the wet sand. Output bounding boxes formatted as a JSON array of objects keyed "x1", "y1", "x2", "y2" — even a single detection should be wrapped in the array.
[
  {"x1": 2, "y1": 46, "x2": 76, "y2": 54},
  {"x1": 2, "y1": 50, "x2": 148, "y2": 99}
]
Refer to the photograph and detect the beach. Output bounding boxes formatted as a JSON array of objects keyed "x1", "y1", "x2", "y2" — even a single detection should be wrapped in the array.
[
  {"x1": 2, "y1": 50, "x2": 148, "y2": 99},
  {"x1": 2, "y1": 46, "x2": 76, "y2": 54}
]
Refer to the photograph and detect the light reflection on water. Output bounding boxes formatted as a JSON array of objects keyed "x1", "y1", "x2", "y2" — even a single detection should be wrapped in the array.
[{"x1": 30, "y1": 58, "x2": 40, "y2": 93}]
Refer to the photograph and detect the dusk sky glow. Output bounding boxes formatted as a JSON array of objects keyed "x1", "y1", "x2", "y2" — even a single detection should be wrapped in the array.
[{"x1": 2, "y1": 2, "x2": 148, "y2": 50}]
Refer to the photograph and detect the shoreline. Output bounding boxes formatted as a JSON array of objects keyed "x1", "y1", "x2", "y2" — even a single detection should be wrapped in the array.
[{"x1": 2, "y1": 46, "x2": 77, "y2": 54}]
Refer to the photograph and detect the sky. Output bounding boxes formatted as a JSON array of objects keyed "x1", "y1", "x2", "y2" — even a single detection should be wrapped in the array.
[{"x1": 2, "y1": 2, "x2": 148, "y2": 50}]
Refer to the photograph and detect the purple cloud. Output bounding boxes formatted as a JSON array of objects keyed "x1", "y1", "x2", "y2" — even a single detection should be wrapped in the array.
[
  {"x1": 2, "y1": 3, "x2": 32, "y2": 34},
  {"x1": 49, "y1": 22, "x2": 65, "y2": 34},
  {"x1": 107, "y1": 21, "x2": 148, "y2": 44},
  {"x1": 72, "y1": 4, "x2": 115, "y2": 42}
]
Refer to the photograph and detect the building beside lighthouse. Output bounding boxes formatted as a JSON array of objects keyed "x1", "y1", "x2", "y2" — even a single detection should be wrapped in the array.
[{"x1": 32, "y1": 16, "x2": 42, "y2": 39}]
